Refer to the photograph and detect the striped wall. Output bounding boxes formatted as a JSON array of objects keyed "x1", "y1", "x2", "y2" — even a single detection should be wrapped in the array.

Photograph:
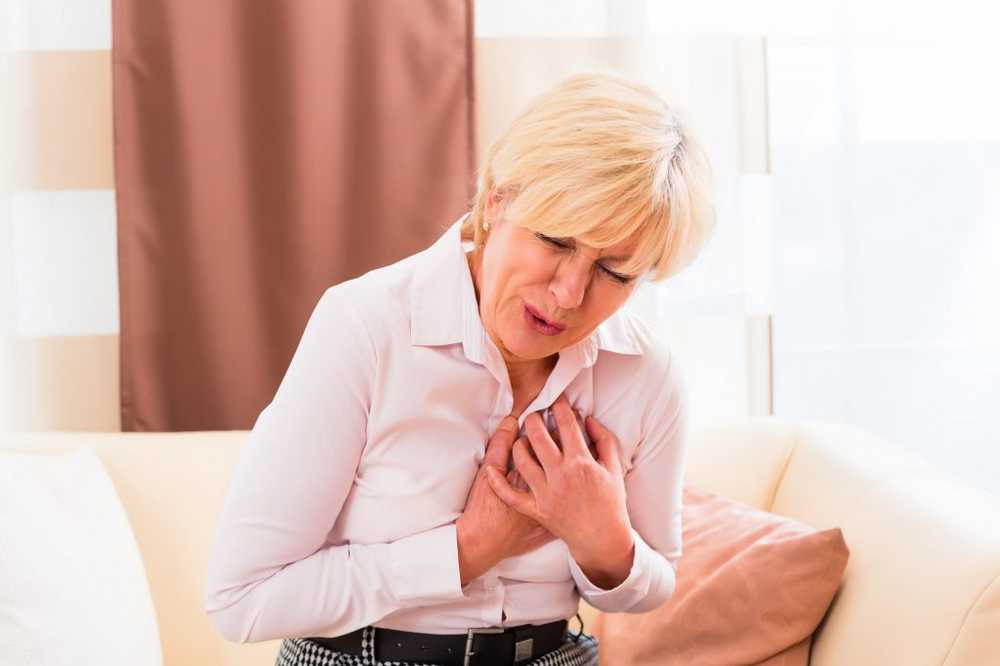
[
  {"x1": 6, "y1": 0, "x2": 772, "y2": 432},
  {"x1": 6, "y1": 0, "x2": 120, "y2": 431}
]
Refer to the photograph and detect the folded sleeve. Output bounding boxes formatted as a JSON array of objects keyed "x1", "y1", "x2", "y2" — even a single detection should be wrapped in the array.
[
  {"x1": 204, "y1": 286, "x2": 470, "y2": 644},
  {"x1": 568, "y1": 347, "x2": 689, "y2": 613}
]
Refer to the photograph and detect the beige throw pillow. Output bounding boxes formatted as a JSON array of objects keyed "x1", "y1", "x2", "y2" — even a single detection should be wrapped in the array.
[{"x1": 593, "y1": 485, "x2": 849, "y2": 665}]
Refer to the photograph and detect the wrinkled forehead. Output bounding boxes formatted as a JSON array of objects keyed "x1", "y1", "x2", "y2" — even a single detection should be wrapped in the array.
[{"x1": 576, "y1": 227, "x2": 646, "y2": 264}]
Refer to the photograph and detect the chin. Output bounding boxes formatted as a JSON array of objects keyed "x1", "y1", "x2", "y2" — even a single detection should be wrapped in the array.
[{"x1": 501, "y1": 327, "x2": 557, "y2": 360}]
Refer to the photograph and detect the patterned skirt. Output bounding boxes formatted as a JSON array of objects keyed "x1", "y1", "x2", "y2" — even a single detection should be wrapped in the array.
[{"x1": 275, "y1": 626, "x2": 600, "y2": 666}]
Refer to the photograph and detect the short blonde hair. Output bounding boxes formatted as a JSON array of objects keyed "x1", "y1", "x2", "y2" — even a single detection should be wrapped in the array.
[{"x1": 462, "y1": 70, "x2": 716, "y2": 282}]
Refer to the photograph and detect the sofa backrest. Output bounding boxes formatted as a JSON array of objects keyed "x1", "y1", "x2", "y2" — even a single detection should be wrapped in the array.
[
  {"x1": 684, "y1": 417, "x2": 1000, "y2": 666},
  {"x1": 3, "y1": 419, "x2": 998, "y2": 666}
]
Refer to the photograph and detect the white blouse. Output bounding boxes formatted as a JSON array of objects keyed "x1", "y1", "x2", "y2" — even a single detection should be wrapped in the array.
[{"x1": 204, "y1": 213, "x2": 689, "y2": 643}]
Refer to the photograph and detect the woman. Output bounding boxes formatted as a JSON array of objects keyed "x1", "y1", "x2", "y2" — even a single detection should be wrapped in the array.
[{"x1": 205, "y1": 71, "x2": 715, "y2": 666}]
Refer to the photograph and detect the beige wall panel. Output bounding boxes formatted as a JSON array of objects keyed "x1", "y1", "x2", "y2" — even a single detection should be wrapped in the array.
[
  {"x1": 476, "y1": 35, "x2": 770, "y2": 176},
  {"x1": 736, "y1": 36, "x2": 771, "y2": 174},
  {"x1": 10, "y1": 50, "x2": 113, "y2": 190},
  {"x1": 475, "y1": 37, "x2": 611, "y2": 158},
  {"x1": 746, "y1": 314, "x2": 773, "y2": 416},
  {"x1": 11, "y1": 334, "x2": 120, "y2": 431}
]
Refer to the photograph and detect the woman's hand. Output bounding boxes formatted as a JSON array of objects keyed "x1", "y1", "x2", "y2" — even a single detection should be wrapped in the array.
[
  {"x1": 456, "y1": 416, "x2": 556, "y2": 586},
  {"x1": 485, "y1": 393, "x2": 636, "y2": 585}
]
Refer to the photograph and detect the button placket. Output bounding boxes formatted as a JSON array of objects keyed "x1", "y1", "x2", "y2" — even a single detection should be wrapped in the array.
[{"x1": 480, "y1": 574, "x2": 503, "y2": 623}]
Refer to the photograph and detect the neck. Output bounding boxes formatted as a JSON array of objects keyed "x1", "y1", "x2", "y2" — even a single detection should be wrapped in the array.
[{"x1": 505, "y1": 351, "x2": 557, "y2": 394}]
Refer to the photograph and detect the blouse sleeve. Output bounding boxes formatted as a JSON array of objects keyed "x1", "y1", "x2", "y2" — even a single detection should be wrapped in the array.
[
  {"x1": 567, "y1": 348, "x2": 689, "y2": 613},
  {"x1": 204, "y1": 287, "x2": 471, "y2": 644}
]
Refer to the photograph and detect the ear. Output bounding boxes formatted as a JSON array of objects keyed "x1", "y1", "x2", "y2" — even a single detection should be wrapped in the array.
[
  {"x1": 484, "y1": 186, "x2": 503, "y2": 219},
  {"x1": 486, "y1": 185, "x2": 517, "y2": 220}
]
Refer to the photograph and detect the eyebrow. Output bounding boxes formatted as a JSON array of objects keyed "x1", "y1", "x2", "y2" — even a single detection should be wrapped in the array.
[
  {"x1": 539, "y1": 232, "x2": 637, "y2": 269},
  {"x1": 566, "y1": 238, "x2": 633, "y2": 264},
  {"x1": 599, "y1": 252, "x2": 632, "y2": 264}
]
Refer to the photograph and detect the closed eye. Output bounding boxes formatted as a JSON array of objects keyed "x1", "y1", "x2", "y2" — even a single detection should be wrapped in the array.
[
  {"x1": 601, "y1": 267, "x2": 633, "y2": 284},
  {"x1": 534, "y1": 233, "x2": 635, "y2": 284},
  {"x1": 535, "y1": 232, "x2": 571, "y2": 249}
]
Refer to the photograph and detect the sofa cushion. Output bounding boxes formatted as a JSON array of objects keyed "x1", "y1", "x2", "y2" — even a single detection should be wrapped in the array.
[
  {"x1": 593, "y1": 485, "x2": 849, "y2": 665},
  {"x1": 0, "y1": 449, "x2": 162, "y2": 666}
]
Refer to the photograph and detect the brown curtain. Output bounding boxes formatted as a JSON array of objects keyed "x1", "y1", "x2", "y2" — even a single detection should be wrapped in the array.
[{"x1": 112, "y1": 0, "x2": 476, "y2": 431}]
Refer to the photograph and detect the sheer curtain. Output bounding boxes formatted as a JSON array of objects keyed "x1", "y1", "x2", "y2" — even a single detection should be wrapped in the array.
[
  {"x1": 763, "y1": 5, "x2": 1000, "y2": 495},
  {"x1": 641, "y1": 0, "x2": 1000, "y2": 495},
  {"x1": 475, "y1": 0, "x2": 774, "y2": 430}
]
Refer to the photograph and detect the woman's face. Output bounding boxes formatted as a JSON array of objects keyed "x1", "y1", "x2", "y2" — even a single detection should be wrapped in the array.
[{"x1": 471, "y1": 210, "x2": 643, "y2": 365}]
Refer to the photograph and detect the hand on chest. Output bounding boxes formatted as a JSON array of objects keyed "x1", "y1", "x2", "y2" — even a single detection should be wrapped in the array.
[{"x1": 332, "y1": 357, "x2": 642, "y2": 576}]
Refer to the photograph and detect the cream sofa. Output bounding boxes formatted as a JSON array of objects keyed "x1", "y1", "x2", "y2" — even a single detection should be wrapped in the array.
[{"x1": 3, "y1": 417, "x2": 998, "y2": 666}]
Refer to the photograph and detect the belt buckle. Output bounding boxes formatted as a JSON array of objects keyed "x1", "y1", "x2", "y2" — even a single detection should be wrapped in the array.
[
  {"x1": 463, "y1": 626, "x2": 506, "y2": 666},
  {"x1": 514, "y1": 637, "x2": 534, "y2": 662}
]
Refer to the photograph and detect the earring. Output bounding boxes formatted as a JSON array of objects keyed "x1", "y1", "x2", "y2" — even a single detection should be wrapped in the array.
[{"x1": 482, "y1": 220, "x2": 490, "y2": 231}]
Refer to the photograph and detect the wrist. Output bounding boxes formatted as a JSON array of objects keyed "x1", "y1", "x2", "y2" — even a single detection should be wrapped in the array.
[
  {"x1": 570, "y1": 526, "x2": 635, "y2": 590},
  {"x1": 568, "y1": 520, "x2": 633, "y2": 562},
  {"x1": 456, "y1": 519, "x2": 498, "y2": 587}
]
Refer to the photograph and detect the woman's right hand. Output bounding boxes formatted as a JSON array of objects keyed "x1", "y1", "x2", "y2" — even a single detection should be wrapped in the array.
[{"x1": 456, "y1": 415, "x2": 556, "y2": 586}]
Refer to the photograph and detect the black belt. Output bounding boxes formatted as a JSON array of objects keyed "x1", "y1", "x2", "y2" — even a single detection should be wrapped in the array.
[{"x1": 304, "y1": 618, "x2": 570, "y2": 666}]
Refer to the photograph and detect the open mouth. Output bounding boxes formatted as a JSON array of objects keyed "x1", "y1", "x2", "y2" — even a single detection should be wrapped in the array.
[{"x1": 523, "y1": 303, "x2": 565, "y2": 335}]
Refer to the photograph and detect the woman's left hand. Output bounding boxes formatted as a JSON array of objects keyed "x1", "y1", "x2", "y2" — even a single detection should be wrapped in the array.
[{"x1": 485, "y1": 392, "x2": 635, "y2": 575}]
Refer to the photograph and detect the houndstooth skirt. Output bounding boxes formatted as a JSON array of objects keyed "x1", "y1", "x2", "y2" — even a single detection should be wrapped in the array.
[{"x1": 275, "y1": 626, "x2": 600, "y2": 666}]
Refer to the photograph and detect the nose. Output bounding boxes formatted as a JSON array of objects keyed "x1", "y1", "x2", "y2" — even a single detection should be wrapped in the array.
[{"x1": 549, "y1": 257, "x2": 589, "y2": 310}]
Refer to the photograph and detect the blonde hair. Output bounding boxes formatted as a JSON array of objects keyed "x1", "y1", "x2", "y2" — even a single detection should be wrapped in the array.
[{"x1": 462, "y1": 70, "x2": 716, "y2": 282}]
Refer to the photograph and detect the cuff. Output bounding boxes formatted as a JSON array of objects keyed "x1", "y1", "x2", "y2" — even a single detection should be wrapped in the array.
[
  {"x1": 567, "y1": 527, "x2": 654, "y2": 612},
  {"x1": 383, "y1": 523, "x2": 470, "y2": 606}
]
